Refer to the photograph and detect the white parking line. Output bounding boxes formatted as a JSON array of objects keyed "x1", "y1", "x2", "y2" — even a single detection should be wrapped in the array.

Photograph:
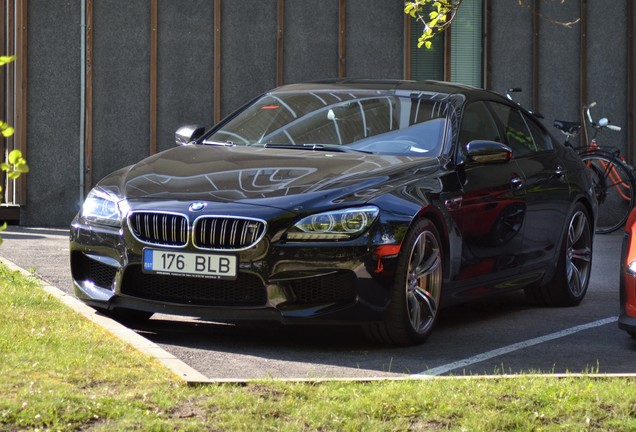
[{"x1": 413, "y1": 316, "x2": 619, "y2": 377}]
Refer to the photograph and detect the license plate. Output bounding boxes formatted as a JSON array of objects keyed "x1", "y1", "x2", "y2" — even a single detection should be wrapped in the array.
[{"x1": 142, "y1": 249, "x2": 238, "y2": 280}]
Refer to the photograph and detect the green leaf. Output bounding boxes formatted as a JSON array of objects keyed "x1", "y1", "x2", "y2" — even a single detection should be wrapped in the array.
[
  {"x1": 0, "y1": 55, "x2": 16, "y2": 66},
  {"x1": 8, "y1": 150, "x2": 22, "y2": 164},
  {"x1": 425, "y1": 41, "x2": 433, "y2": 49},
  {"x1": 1, "y1": 126, "x2": 14, "y2": 137}
]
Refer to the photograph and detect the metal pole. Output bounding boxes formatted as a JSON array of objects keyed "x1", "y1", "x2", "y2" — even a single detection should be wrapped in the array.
[{"x1": 79, "y1": 0, "x2": 86, "y2": 204}]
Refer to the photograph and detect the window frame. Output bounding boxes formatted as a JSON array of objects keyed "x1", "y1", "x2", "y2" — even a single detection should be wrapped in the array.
[{"x1": 406, "y1": 0, "x2": 485, "y2": 87}]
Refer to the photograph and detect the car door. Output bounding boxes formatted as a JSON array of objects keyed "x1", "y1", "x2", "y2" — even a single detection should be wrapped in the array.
[
  {"x1": 446, "y1": 101, "x2": 529, "y2": 295},
  {"x1": 488, "y1": 102, "x2": 572, "y2": 269}
]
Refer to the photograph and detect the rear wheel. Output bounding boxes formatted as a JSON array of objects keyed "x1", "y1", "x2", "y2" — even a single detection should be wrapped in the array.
[
  {"x1": 580, "y1": 152, "x2": 635, "y2": 234},
  {"x1": 525, "y1": 203, "x2": 592, "y2": 306},
  {"x1": 364, "y1": 218, "x2": 443, "y2": 346}
]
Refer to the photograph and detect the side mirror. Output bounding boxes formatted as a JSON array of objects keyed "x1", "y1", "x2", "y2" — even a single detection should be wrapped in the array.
[
  {"x1": 175, "y1": 125, "x2": 206, "y2": 146},
  {"x1": 466, "y1": 140, "x2": 512, "y2": 164}
]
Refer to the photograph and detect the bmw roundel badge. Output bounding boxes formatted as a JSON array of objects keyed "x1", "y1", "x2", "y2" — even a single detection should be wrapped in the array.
[{"x1": 189, "y1": 202, "x2": 207, "y2": 212}]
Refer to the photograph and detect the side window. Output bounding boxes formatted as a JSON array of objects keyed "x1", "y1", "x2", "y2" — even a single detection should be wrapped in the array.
[
  {"x1": 488, "y1": 102, "x2": 535, "y2": 156},
  {"x1": 522, "y1": 114, "x2": 553, "y2": 151},
  {"x1": 459, "y1": 101, "x2": 501, "y2": 152}
]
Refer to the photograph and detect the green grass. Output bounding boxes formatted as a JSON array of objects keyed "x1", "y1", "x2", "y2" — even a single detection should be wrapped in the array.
[{"x1": 2, "y1": 263, "x2": 636, "y2": 431}]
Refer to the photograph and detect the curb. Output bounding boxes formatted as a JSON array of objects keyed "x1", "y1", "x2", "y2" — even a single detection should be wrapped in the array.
[{"x1": 0, "y1": 256, "x2": 214, "y2": 385}]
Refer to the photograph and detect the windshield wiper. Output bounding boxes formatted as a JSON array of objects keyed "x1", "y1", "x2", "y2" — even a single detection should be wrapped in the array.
[
  {"x1": 264, "y1": 143, "x2": 372, "y2": 154},
  {"x1": 202, "y1": 140, "x2": 236, "y2": 147}
]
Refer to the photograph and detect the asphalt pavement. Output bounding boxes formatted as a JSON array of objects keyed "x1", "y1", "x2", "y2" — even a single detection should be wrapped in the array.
[{"x1": 1, "y1": 225, "x2": 634, "y2": 381}]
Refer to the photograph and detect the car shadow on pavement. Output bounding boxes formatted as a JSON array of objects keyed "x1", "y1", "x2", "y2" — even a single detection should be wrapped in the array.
[{"x1": 120, "y1": 290, "x2": 538, "y2": 377}]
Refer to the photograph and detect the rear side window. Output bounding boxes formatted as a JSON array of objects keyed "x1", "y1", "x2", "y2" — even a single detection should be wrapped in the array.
[
  {"x1": 522, "y1": 113, "x2": 553, "y2": 152},
  {"x1": 487, "y1": 103, "x2": 553, "y2": 155}
]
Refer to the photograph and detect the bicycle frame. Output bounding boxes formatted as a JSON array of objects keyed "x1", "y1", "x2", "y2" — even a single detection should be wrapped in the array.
[
  {"x1": 554, "y1": 101, "x2": 633, "y2": 233},
  {"x1": 582, "y1": 103, "x2": 630, "y2": 201}
]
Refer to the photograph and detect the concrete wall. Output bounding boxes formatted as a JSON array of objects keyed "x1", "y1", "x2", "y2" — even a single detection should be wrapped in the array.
[
  {"x1": 92, "y1": 1, "x2": 150, "y2": 187},
  {"x1": 283, "y1": 0, "x2": 339, "y2": 84},
  {"x1": 586, "y1": 0, "x2": 628, "y2": 152},
  {"x1": 23, "y1": 0, "x2": 405, "y2": 226},
  {"x1": 489, "y1": 3, "x2": 534, "y2": 108},
  {"x1": 26, "y1": 0, "x2": 81, "y2": 226},
  {"x1": 20, "y1": 1, "x2": 636, "y2": 225},
  {"x1": 157, "y1": 0, "x2": 215, "y2": 153},
  {"x1": 345, "y1": 0, "x2": 404, "y2": 79},
  {"x1": 489, "y1": 0, "x2": 632, "y2": 153}
]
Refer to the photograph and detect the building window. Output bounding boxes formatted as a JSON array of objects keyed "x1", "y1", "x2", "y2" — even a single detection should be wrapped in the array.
[{"x1": 408, "y1": 0, "x2": 484, "y2": 87}]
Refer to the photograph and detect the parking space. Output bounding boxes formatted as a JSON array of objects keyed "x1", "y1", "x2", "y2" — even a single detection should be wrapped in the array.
[{"x1": 1, "y1": 226, "x2": 633, "y2": 380}]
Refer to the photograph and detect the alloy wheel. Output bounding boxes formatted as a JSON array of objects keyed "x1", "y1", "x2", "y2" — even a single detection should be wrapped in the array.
[
  {"x1": 405, "y1": 230, "x2": 443, "y2": 335},
  {"x1": 566, "y1": 210, "x2": 592, "y2": 297}
]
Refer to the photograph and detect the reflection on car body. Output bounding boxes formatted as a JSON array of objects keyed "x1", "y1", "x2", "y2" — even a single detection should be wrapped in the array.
[
  {"x1": 70, "y1": 80, "x2": 597, "y2": 345},
  {"x1": 620, "y1": 209, "x2": 636, "y2": 338}
]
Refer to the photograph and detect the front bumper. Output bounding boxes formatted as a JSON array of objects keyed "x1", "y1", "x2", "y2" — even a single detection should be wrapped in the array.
[{"x1": 69, "y1": 218, "x2": 401, "y2": 325}]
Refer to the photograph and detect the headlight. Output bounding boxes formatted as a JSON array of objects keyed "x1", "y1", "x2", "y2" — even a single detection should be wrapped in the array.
[
  {"x1": 80, "y1": 188, "x2": 128, "y2": 227},
  {"x1": 628, "y1": 261, "x2": 636, "y2": 276},
  {"x1": 287, "y1": 206, "x2": 379, "y2": 240}
]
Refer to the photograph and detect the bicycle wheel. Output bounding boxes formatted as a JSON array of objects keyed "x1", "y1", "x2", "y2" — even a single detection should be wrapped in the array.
[{"x1": 579, "y1": 152, "x2": 636, "y2": 233}]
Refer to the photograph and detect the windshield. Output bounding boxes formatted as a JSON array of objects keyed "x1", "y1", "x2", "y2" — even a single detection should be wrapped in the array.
[{"x1": 206, "y1": 91, "x2": 451, "y2": 157}]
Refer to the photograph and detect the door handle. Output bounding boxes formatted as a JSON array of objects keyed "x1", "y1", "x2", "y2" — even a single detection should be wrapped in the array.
[{"x1": 554, "y1": 165, "x2": 565, "y2": 178}]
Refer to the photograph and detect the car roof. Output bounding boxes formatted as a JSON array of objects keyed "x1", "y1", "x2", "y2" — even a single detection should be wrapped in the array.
[{"x1": 269, "y1": 79, "x2": 503, "y2": 102}]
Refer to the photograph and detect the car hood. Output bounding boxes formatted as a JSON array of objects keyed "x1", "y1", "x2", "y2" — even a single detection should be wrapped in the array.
[{"x1": 102, "y1": 145, "x2": 441, "y2": 212}]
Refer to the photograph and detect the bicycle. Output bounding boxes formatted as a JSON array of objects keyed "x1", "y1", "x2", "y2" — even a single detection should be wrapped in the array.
[{"x1": 554, "y1": 102, "x2": 636, "y2": 234}]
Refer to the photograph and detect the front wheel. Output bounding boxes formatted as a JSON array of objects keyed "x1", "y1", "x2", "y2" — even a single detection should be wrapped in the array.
[{"x1": 364, "y1": 218, "x2": 443, "y2": 346}]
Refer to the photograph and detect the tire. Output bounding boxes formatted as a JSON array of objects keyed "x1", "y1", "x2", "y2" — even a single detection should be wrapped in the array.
[
  {"x1": 579, "y1": 152, "x2": 635, "y2": 234},
  {"x1": 525, "y1": 203, "x2": 592, "y2": 307},
  {"x1": 364, "y1": 218, "x2": 443, "y2": 346}
]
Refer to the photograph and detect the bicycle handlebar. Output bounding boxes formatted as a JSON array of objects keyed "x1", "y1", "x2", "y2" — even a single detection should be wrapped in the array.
[
  {"x1": 585, "y1": 102, "x2": 596, "y2": 124},
  {"x1": 506, "y1": 87, "x2": 522, "y2": 101},
  {"x1": 585, "y1": 101, "x2": 621, "y2": 132}
]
